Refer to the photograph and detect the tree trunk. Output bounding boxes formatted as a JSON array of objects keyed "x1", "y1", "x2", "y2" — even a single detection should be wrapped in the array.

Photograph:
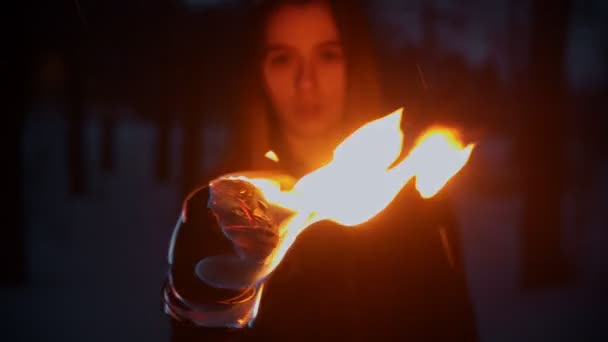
[
  {"x1": 3, "y1": 4, "x2": 29, "y2": 285},
  {"x1": 180, "y1": 113, "x2": 202, "y2": 198},
  {"x1": 519, "y1": 0, "x2": 573, "y2": 289},
  {"x1": 66, "y1": 45, "x2": 86, "y2": 194},
  {"x1": 100, "y1": 113, "x2": 114, "y2": 171}
]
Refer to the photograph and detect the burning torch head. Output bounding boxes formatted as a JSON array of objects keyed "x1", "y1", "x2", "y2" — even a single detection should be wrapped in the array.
[
  {"x1": 208, "y1": 177, "x2": 281, "y2": 261},
  {"x1": 208, "y1": 178, "x2": 274, "y2": 228}
]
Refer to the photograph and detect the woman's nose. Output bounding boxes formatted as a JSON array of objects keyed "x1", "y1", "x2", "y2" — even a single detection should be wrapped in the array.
[{"x1": 295, "y1": 60, "x2": 316, "y2": 92}]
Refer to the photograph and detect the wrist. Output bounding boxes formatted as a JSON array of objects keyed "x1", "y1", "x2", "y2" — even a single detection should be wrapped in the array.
[
  {"x1": 163, "y1": 274, "x2": 261, "y2": 328},
  {"x1": 195, "y1": 254, "x2": 269, "y2": 290}
]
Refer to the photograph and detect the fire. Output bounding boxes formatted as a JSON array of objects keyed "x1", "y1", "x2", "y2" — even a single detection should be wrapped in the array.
[
  {"x1": 239, "y1": 108, "x2": 475, "y2": 280},
  {"x1": 408, "y1": 128, "x2": 474, "y2": 198},
  {"x1": 264, "y1": 150, "x2": 279, "y2": 162}
]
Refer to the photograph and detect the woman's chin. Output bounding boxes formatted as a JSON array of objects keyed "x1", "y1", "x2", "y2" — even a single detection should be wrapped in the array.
[{"x1": 289, "y1": 122, "x2": 336, "y2": 139}]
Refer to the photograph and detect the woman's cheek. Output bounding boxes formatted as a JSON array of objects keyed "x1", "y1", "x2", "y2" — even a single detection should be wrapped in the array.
[
  {"x1": 265, "y1": 67, "x2": 293, "y2": 108},
  {"x1": 320, "y1": 64, "x2": 346, "y2": 110}
]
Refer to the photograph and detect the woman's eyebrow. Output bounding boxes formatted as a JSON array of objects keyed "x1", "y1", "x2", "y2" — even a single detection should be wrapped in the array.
[
  {"x1": 317, "y1": 40, "x2": 342, "y2": 48},
  {"x1": 264, "y1": 43, "x2": 291, "y2": 52},
  {"x1": 265, "y1": 40, "x2": 342, "y2": 51}
]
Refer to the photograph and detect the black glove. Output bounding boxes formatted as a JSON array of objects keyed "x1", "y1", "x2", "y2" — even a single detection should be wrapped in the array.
[{"x1": 196, "y1": 174, "x2": 293, "y2": 290}]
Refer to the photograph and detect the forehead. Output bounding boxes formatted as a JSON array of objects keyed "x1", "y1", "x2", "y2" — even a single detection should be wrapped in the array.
[{"x1": 264, "y1": 2, "x2": 340, "y2": 47}]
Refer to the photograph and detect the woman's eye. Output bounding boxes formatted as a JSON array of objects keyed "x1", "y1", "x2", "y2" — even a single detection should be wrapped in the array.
[
  {"x1": 268, "y1": 53, "x2": 292, "y2": 66},
  {"x1": 319, "y1": 47, "x2": 344, "y2": 63}
]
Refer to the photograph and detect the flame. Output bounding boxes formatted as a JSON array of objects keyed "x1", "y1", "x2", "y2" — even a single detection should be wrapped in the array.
[
  {"x1": 408, "y1": 128, "x2": 474, "y2": 198},
  {"x1": 239, "y1": 108, "x2": 475, "y2": 279},
  {"x1": 248, "y1": 284, "x2": 264, "y2": 327},
  {"x1": 265, "y1": 150, "x2": 279, "y2": 162}
]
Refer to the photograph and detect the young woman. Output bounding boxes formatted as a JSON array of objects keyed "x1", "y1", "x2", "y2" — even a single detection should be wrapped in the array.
[{"x1": 163, "y1": 0, "x2": 478, "y2": 340}]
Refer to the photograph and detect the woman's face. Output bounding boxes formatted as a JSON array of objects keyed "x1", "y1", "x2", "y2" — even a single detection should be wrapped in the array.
[{"x1": 262, "y1": 1, "x2": 346, "y2": 139}]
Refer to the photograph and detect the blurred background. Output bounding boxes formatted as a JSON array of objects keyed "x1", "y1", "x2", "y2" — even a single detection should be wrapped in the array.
[{"x1": 5, "y1": 0, "x2": 608, "y2": 341}]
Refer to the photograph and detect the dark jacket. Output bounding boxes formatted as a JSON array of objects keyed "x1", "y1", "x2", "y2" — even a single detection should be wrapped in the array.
[{"x1": 164, "y1": 164, "x2": 479, "y2": 341}]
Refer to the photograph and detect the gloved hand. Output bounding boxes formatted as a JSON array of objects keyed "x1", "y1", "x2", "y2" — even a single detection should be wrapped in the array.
[{"x1": 195, "y1": 173, "x2": 294, "y2": 291}]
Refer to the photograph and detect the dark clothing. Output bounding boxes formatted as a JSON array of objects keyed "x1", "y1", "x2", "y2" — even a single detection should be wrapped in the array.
[{"x1": 164, "y1": 165, "x2": 479, "y2": 341}]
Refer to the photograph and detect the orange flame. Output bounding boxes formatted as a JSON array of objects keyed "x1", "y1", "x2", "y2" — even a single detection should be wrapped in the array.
[
  {"x1": 408, "y1": 128, "x2": 474, "y2": 198},
  {"x1": 240, "y1": 108, "x2": 474, "y2": 279},
  {"x1": 264, "y1": 150, "x2": 279, "y2": 162}
]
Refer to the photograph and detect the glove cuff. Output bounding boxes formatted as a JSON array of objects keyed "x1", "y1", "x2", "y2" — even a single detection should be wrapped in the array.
[{"x1": 163, "y1": 272, "x2": 262, "y2": 328}]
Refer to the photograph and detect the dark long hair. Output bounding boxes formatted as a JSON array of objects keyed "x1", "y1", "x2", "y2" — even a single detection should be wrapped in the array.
[{"x1": 229, "y1": 0, "x2": 383, "y2": 171}]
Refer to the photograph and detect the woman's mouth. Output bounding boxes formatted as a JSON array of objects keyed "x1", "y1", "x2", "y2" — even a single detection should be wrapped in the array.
[{"x1": 294, "y1": 104, "x2": 322, "y2": 119}]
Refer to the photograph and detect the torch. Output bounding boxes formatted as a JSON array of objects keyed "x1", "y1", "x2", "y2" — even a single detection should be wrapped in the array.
[{"x1": 200, "y1": 108, "x2": 474, "y2": 326}]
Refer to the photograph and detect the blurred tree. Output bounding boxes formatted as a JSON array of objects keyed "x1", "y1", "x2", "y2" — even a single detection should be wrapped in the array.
[
  {"x1": 518, "y1": 0, "x2": 573, "y2": 289},
  {"x1": 565, "y1": 0, "x2": 608, "y2": 273},
  {"x1": 53, "y1": 0, "x2": 89, "y2": 194},
  {"x1": 172, "y1": 5, "x2": 249, "y2": 196},
  {"x1": 83, "y1": 0, "x2": 127, "y2": 174},
  {"x1": 3, "y1": 1, "x2": 28, "y2": 286},
  {"x1": 139, "y1": 0, "x2": 175, "y2": 182},
  {"x1": 66, "y1": 43, "x2": 86, "y2": 194},
  {"x1": 421, "y1": 1, "x2": 438, "y2": 61}
]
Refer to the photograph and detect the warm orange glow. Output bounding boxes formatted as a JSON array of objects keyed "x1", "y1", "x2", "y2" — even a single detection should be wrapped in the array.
[
  {"x1": 265, "y1": 150, "x2": 279, "y2": 162},
  {"x1": 223, "y1": 108, "x2": 474, "y2": 325},
  {"x1": 236, "y1": 108, "x2": 475, "y2": 280},
  {"x1": 248, "y1": 284, "x2": 264, "y2": 326},
  {"x1": 408, "y1": 128, "x2": 474, "y2": 198}
]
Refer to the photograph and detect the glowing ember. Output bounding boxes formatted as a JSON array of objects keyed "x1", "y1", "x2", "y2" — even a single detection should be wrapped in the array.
[
  {"x1": 232, "y1": 108, "x2": 474, "y2": 281},
  {"x1": 265, "y1": 150, "x2": 279, "y2": 162}
]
